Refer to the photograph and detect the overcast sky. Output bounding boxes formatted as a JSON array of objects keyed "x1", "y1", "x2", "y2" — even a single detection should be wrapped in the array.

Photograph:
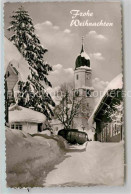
[{"x1": 4, "y1": 2, "x2": 122, "y2": 90}]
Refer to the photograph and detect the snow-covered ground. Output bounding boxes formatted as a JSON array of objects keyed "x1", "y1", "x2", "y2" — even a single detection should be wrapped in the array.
[
  {"x1": 44, "y1": 141, "x2": 124, "y2": 187},
  {"x1": 6, "y1": 128, "x2": 66, "y2": 187},
  {"x1": 6, "y1": 128, "x2": 124, "y2": 187}
]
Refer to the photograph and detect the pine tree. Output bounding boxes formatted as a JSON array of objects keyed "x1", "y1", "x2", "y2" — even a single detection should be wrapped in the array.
[
  {"x1": 8, "y1": 6, "x2": 55, "y2": 119},
  {"x1": 103, "y1": 89, "x2": 123, "y2": 124}
]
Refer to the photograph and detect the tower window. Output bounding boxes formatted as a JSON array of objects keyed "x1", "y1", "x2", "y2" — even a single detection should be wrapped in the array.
[
  {"x1": 86, "y1": 89, "x2": 91, "y2": 97},
  {"x1": 76, "y1": 74, "x2": 79, "y2": 80},
  {"x1": 75, "y1": 90, "x2": 79, "y2": 97}
]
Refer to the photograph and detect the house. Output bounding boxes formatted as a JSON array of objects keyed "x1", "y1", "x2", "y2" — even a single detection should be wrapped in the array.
[
  {"x1": 88, "y1": 74, "x2": 124, "y2": 142},
  {"x1": 5, "y1": 37, "x2": 47, "y2": 134},
  {"x1": 5, "y1": 62, "x2": 19, "y2": 105},
  {"x1": 5, "y1": 59, "x2": 31, "y2": 105},
  {"x1": 4, "y1": 37, "x2": 31, "y2": 104},
  {"x1": 9, "y1": 104, "x2": 46, "y2": 134},
  {"x1": 4, "y1": 37, "x2": 32, "y2": 123}
]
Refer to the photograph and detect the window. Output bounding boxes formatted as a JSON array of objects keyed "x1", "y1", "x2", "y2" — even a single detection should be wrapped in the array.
[
  {"x1": 76, "y1": 74, "x2": 79, "y2": 80},
  {"x1": 87, "y1": 75, "x2": 90, "y2": 80},
  {"x1": 10, "y1": 123, "x2": 22, "y2": 130},
  {"x1": 19, "y1": 125, "x2": 22, "y2": 130},
  {"x1": 8, "y1": 91, "x2": 12, "y2": 97},
  {"x1": 11, "y1": 124, "x2": 14, "y2": 129},
  {"x1": 116, "y1": 125, "x2": 120, "y2": 135},
  {"x1": 6, "y1": 71, "x2": 10, "y2": 78},
  {"x1": 75, "y1": 90, "x2": 79, "y2": 97},
  {"x1": 110, "y1": 124, "x2": 113, "y2": 137}
]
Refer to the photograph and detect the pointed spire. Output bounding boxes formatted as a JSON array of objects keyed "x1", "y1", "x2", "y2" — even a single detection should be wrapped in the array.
[{"x1": 80, "y1": 36, "x2": 84, "y2": 53}]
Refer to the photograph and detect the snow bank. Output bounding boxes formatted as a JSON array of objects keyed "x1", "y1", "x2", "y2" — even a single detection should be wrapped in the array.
[
  {"x1": 83, "y1": 141, "x2": 124, "y2": 186},
  {"x1": 87, "y1": 129, "x2": 95, "y2": 141},
  {"x1": 39, "y1": 130, "x2": 51, "y2": 136},
  {"x1": 6, "y1": 128, "x2": 66, "y2": 187}
]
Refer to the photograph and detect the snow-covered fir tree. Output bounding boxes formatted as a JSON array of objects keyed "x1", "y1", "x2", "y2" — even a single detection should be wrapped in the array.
[
  {"x1": 109, "y1": 101, "x2": 123, "y2": 126},
  {"x1": 103, "y1": 89, "x2": 123, "y2": 125},
  {"x1": 8, "y1": 6, "x2": 55, "y2": 119}
]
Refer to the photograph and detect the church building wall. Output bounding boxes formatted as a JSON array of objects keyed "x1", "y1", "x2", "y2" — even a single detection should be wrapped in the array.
[{"x1": 74, "y1": 69, "x2": 92, "y2": 89}]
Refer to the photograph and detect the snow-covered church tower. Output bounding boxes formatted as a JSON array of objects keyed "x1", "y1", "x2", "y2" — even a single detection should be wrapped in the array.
[{"x1": 73, "y1": 38, "x2": 94, "y2": 131}]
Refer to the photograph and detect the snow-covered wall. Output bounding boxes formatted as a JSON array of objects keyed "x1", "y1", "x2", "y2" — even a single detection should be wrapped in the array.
[
  {"x1": 9, "y1": 122, "x2": 38, "y2": 134},
  {"x1": 22, "y1": 123, "x2": 38, "y2": 134}
]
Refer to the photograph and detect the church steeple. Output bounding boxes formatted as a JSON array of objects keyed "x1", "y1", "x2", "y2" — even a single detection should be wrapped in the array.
[
  {"x1": 80, "y1": 36, "x2": 84, "y2": 53},
  {"x1": 75, "y1": 37, "x2": 90, "y2": 69}
]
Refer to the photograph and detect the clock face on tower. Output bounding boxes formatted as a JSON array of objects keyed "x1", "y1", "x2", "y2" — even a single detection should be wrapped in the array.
[{"x1": 86, "y1": 89, "x2": 91, "y2": 97}]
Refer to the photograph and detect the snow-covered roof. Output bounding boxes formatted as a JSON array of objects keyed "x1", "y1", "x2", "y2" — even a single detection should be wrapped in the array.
[
  {"x1": 4, "y1": 37, "x2": 30, "y2": 82},
  {"x1": 88, "y1": 73, "x2": 123, "y2": 124},
  {"x1": 106, "y1": 73, "x2": 123, "y2": 91},
  {"x1": 76, "y1": 66, "x2": 91, "y2": 70},
  {"x1": 4, "y1": 37, "x2": 21, "y2": 71},
  {"x1": 9, "y1": 104, "x2": 46, "y2": 123},
  {"x1": 80, "y1": 51, "x2": 90, "y2": 60},
  {"x1": 9, "y1": 59, "x2": 31, "y2": 82},
  {"x1": 75, "y1": 45, "x2": 90, "y2": 69}
]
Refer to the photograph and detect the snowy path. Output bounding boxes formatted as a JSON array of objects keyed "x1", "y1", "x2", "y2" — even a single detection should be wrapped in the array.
[{"x1": 43, "y1": 142, "x2": 124, "y2": 187}]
